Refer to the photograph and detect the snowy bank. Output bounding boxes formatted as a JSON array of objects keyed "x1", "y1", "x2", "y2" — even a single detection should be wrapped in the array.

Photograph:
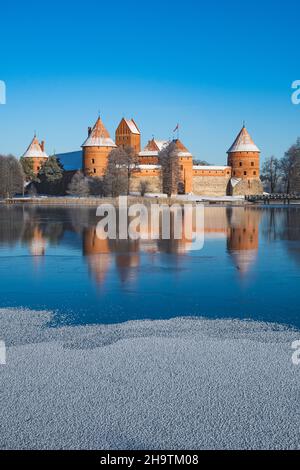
[{"x1": 0, "y1": 308, "x2": 299, "y2": 450}]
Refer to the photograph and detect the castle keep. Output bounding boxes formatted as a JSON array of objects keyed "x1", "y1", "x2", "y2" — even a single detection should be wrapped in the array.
[{"x1": 21, "y1": 117, "x2": 263, "y2": 196}]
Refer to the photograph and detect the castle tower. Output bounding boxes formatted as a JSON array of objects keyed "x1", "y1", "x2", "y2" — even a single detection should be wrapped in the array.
[
  {"x1": 115, "y1": 118, "x2": 141, "y2": 154},
  {"x1": 173, "y1": 139, "x2": 193, "y2": 194},
  {"x1": 21, "y1": 135, "x2": 48, "y2": 175},
  {"x1": 82, "y1": 117, "x2": 116, "y2": 177},
  {"x1": 227, "y1": 126, "x2": 263, "y2": 195}
]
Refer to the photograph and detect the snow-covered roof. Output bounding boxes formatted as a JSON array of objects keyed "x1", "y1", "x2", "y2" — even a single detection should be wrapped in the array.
[
  {"x1": 125, "y1": 119, "x2": 140, "y2": 135},
  {"x1": 141, "y1": 139, "x2": 169, "y2": 155},
  {"x1": 82, "y1": 117, "x2": 117, "y2": 148},
  {"x1": 193, "y1": 165, "x2": 230, "y2": 170},
  {"x1": 155, "y1": 140, "x2": 169, "y2": 151},
  {"x1": 227, "y1": 126, "x2": 260, "y2": 153},
  {"x1": 139, "y1": 151, "x2": 160, "y2": 157},
  {"x1": 138, "y1": 164, "x2": 161, "y2": 170},
  {"x1": 178, "y1": 151, "x2": 192, "y2": 157},
  {"x1": 22, "y1": 136, "x2": 48, "y2": 159}
]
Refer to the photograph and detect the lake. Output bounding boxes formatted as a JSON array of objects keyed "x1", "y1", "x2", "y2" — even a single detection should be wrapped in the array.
[{"x1": 0, "y1": 204, "x2": 299, "y2": 328}]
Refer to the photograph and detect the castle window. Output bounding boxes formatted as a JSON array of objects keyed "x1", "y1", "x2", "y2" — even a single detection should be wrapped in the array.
[
  {"x1": 239, "y1": 162, "x2": 242, "y2": 167},
  {"x1": 251, "y1": 162, "x2": 254, "y2": 166},
  {"x1": 253, "y1": 171, "x2": 257, "y2": 175},
  {"x1": 93, "y1": 168, "x2": 96, "y2": 174},
  {"x1": 244, "y1": 171, "x2": 247, "y2": 176},
  {"x1": 92, "y1": 159, "x2": 95, "y2": 164}
]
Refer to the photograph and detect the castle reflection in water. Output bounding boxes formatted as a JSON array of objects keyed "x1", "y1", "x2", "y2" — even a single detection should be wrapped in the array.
[{"x1": 0, "y1": 205, "x2": 270, "y2": 283}]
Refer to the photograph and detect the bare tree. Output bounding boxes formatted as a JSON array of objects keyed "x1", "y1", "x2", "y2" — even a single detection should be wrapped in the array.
[
  {"x1": 104, "y1": 146, "x2": 139, "y2": 197},
  {"x1": 0, "y1": 155, "x2": 24, "y2": 198},
  {"x1": 67, "y1": 171, "x2": 90, "y2": 197},
  {"x1": 261, "y1": 156, "x2": 281, "y2": 193},
  {"x1": 159, "y1": 141, "x2": 180, "y2": 197},
  {"x1": 281, "y1": 138, "x2": 300, "y2": 193},
  {"x1": 123, "y1": 146, "x2": 140, "y2": 194},
  {"x1": 139, "y1": 180, "x2": 150, "y2": 196},
  {"x1": 88, "y1": 177, "x2": 104, "y2": 196}
]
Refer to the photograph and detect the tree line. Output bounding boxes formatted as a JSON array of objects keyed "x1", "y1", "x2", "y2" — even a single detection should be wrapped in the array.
[
  {"x1": 0, "y1": 154, "x2": 65, "y2": 198},
  {"x1": 261, "y1": 137, "x2": 300, "y2": 193}
]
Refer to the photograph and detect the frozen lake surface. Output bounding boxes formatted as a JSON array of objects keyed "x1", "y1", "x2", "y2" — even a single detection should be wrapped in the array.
[
  {"x1": 0, "y1": 205, "x2": 299, "y2": 328},
  {"x1": 0, "y1": 308, "x2": 299, "y2": 450},
  {"x1": 0, "y1": 205, "x2": 300, "y2": 449}
]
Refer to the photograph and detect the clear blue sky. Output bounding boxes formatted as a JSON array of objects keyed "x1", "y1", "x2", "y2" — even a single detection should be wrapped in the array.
[{"x1": 0, "y1": 0, "x2": 300, "y2": 164}]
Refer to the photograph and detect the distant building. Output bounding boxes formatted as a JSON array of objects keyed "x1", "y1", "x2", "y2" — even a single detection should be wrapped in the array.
[{"x1": 21, "y1": 135, "x2": 48, "y2": 174}]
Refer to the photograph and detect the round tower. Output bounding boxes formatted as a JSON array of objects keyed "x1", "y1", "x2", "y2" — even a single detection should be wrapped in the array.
[
  {"x1": 227, "y1": 126, "x2": 263, "y2": 195},
  {"x1": 82, "y1": 117, "x2": 116, "y2": 177},
  {"x1": 227, "y1": 126, "x2": 260, "y2": 179}
]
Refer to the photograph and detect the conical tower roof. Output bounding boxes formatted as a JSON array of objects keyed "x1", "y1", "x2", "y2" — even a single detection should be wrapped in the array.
[
  {"x1": 82, "y1": 117, "x2": 116, "y2": 148},
  {"x1": 227, "y1": 126, "x2": 260, "y2": 153},
  {"x1": 22, "y1": 135, "x2": 48, "y2": 158}
]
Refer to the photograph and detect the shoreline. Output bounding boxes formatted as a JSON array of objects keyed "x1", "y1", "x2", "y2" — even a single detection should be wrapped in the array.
[
  {"x1": 1, "y1": 195, "x2": 300, "y2": 207},
  {"x1": 0, "y1": 308, "x2": 299, "y2": 450},
  {"x1": 0, "y1": 195, "x2": 272, "y2": 207}
]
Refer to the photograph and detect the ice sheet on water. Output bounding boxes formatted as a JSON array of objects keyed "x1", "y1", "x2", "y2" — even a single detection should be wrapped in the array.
[{"x1": 0, "y1": 308, "x2": 299, "y2": 450}]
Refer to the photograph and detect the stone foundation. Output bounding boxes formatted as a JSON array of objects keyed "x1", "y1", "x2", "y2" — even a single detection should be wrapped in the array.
[
  {"x1": 193, "y1": 176, "x2": 231, "y2": 197},
  {"x1": 229, "y1": 178, "x2": 263, "y2": 196},
  {"x1": 130, "y1": 175, "x2": 162, "y2": 193}
]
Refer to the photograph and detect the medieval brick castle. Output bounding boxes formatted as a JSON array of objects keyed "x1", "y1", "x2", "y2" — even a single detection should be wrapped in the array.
[{"x1": 21, "y1": 117, "x2": 264, "y2": 196}]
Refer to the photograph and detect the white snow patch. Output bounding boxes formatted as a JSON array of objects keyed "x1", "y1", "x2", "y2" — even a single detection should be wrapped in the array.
[{"x1": 0, "y1": 308, "x2": 299, "y2": 450}]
